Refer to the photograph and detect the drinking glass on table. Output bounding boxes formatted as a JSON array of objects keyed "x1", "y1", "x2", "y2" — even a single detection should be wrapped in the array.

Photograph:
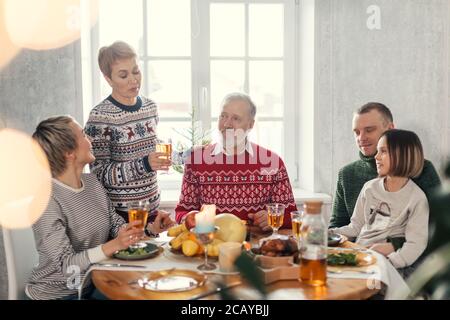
[
  {"x1": 194, "y1": 228, "x2": 218, "y2": 271},
  {"x1": 290, "y1": 210, "x2": 305, "y2": 245},
  {"x1": 156, "y1": 137, "x2": 173, "y2": 174},
  {"x1": 127, "y1": 200, "x2": 150, "y2": 249},
  {"x1": 266, "y1": 203, "x2": 286, "y2": 239}
]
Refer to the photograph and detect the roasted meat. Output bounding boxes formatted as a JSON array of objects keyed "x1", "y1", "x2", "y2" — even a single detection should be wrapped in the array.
[{"x1": 260, "y1": 238, "x2": 298, "y2": 257}]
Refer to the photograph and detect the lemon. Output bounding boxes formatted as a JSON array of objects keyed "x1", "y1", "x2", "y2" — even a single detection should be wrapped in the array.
[{"x1": 182, "y1": 239, "x2": 199, "y2": 257}]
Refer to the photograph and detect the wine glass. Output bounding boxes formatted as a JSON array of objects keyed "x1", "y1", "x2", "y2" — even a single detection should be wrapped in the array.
[
  {"x1": 156, "y1": 137, "x2": 173, "y2": 175},
  {"x1": 194, "y1": 227, "x2": 219, "y2": 271},
  {"x1": 127, "y1": 200, "x2": 150, "y2": 249},
  {"x1": 290, "y1": 209, "x2": 305, "y2": 246},
  {"x1": 266, "y1": 203, "x2": 286, "y2": 239}
]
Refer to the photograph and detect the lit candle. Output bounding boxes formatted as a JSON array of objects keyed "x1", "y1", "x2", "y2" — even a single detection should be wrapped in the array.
[{"x1": 195, "y1": 204, "x2": 216, "y2": 233}]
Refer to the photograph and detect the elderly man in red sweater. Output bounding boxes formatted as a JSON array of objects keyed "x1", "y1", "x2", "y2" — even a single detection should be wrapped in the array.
[{"x1": 175, "y1": 93, "x2": 297, "y2": 231}]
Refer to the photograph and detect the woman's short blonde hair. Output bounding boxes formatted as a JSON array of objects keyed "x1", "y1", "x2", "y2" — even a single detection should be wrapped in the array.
[
  {"x1": 32, "y1": 115, "x2": 77, "y2": 177},
  {"x1": 98, "y1": 41, "x2": 137, "y2": 78},
  {"x1": 381, "y1": 129, "x2": 424, "y2": 178}
]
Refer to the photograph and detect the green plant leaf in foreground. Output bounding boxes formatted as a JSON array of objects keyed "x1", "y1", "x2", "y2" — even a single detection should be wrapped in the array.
[{"x1": 234, "y1": 251, "x2": 267, "y2": 298}]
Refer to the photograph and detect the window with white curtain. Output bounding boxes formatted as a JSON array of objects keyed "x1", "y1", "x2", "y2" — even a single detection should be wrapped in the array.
[{"x1": 83, "y1": 0, "x2": 298, "y2": 188}]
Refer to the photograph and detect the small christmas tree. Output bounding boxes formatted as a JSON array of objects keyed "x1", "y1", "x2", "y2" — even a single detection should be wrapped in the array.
[{"x1": 171, "y1": 106, "x2": 211, "y2": 174}]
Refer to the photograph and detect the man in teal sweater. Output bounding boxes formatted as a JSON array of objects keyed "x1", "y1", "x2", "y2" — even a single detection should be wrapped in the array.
[{"x1": 330, "y1": 102, "x2": 441, "y2": 253}]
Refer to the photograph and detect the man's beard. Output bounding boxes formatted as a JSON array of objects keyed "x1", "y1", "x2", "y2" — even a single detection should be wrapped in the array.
[{"x1": 222, "y1": 128, "x2": 249, "y2": 150}]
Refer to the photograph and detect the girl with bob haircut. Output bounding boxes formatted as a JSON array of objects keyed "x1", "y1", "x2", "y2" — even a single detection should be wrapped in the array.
[
  {"x1": 27, "y1": 115, "x2": 173, "y2": 300},
  {"x1": 331, "y1": 129, "x2": 429, "y2": 271}
]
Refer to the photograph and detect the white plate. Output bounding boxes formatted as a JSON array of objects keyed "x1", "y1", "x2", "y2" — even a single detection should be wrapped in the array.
[{"x1": 137, "y1": 269, "x2": 207, "y2": 292}]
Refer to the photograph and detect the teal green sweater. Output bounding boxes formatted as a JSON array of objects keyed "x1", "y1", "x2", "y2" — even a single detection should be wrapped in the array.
[{"x1": 330, "y1": 152, "x2": 441, "y2": 249}]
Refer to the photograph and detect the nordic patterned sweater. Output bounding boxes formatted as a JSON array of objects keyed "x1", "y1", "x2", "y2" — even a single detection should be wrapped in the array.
[
  {"x1": 85, "y1": 95, "x2": 160, "y2": 215},
  {"x1": 175, "y1": 143, "x2": 297, "y2": 228}
]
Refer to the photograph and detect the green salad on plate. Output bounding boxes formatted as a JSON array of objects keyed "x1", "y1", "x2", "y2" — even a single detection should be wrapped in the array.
[{"x1": 327, "y1": 252, "x2": 358, "y2": 266}]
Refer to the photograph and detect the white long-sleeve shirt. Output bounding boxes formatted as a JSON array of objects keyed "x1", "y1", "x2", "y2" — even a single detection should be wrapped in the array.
[{"x1": 332, "y1": 177, "x2": 429, "y2": 268}]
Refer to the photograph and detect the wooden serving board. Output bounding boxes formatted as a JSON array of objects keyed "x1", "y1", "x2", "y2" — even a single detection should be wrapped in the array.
[
  {"x1": 261, "y1": 265, "x2": 299, "y2": 284},
  {"x1": 255, "y1": 254, "x2": 295, "y2": 269}
]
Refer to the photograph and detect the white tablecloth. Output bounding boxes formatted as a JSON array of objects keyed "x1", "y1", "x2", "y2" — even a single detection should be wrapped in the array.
[
  {"x1": 327, "y1": 250, "x2": 410, "y2": 299},
  {"x1": 80, "y1": 235, "x2": 410, "y2": 300}
]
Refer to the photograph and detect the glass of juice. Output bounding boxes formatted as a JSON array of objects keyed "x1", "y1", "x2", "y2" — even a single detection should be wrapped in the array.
[
  {"x1": 266, "y1": 203, "x2": 286, "y2": 239},
  {"x1": 127, "y1": 200, "x2": 150, "y2": 248}
]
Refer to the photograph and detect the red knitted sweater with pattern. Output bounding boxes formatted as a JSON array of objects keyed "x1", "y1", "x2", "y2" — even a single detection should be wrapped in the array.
[{"x1": 175, "y1": 143, "x2": 297, "y2": 228}]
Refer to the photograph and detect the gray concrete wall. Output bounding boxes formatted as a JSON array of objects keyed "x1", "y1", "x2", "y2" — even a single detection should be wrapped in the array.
[
  {"x1": 0, "y1": 43, "x2": 82, "y2": 299},
  {"x1": 0, "y1": 42, "x2": 83, "y2": 133},
  {"x1": 0, "y1": 228, "x2": 8, "y2": 300},
  {"x1": 313, "y1": 0, "x2": 450, "y2": 195},
  {"x1": 448, "y1": 0, "x2": 450, "y2": 167}
]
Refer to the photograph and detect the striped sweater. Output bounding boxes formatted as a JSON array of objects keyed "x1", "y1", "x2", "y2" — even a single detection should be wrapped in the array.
[
  {"x1": 85, "y1": 95, "x2": 160, "y2": 215},
  {"x1": 26, "y1": 174, "x2": 125, "y2": 300}
]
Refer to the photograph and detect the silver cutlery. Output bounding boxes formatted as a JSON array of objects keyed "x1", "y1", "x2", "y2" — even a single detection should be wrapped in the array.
[
  {"x1": 328, "y1": 247, "x2": 370, "y2": 253},
  {"x1": 93, "y1": 263, "x2": 147, "y2": 268},
  {"x1": 189, "y1": 282, "x2": 242, "y2": 300},
  {"x1": 328, "y1": 269, "x2": 376, "y2": 274}
]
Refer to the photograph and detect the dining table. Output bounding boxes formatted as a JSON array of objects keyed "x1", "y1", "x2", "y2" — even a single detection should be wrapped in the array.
[{"x1": 89, "y1": 227, "x2": 406, "y2": 300}]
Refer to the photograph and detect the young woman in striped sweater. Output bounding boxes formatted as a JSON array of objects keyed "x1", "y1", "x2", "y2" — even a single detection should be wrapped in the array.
[{"x1": 26, "y1": 116, "x2": 174, "y2": 300}]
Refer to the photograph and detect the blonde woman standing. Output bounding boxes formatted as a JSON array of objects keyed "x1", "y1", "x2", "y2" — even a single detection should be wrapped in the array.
[{"x1": 85, "y1": 41, "x2": 171, "y2": 223}]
